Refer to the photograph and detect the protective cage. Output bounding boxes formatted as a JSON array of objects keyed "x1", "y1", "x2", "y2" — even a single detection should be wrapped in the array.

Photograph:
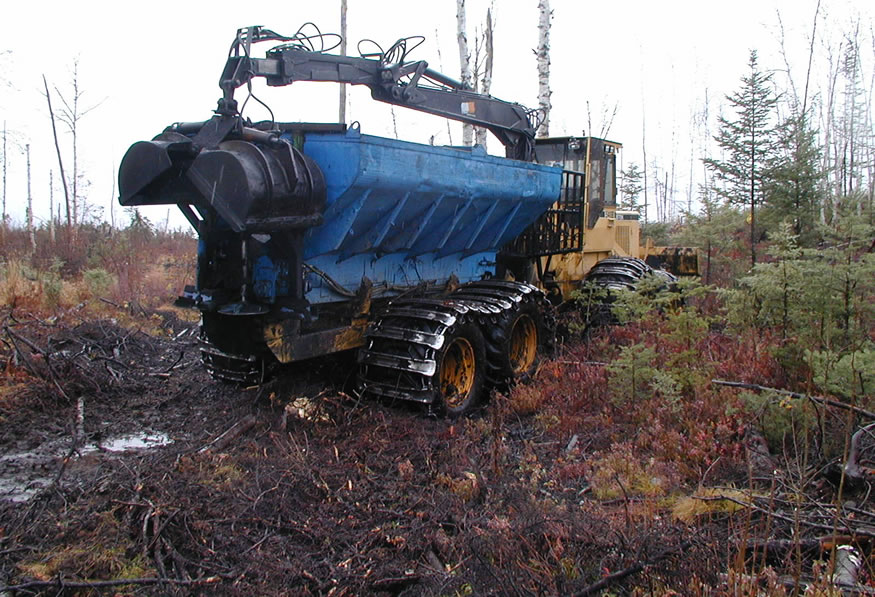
[{"x1": 501, "y1": 170, "x2": 586, "y2": 258}]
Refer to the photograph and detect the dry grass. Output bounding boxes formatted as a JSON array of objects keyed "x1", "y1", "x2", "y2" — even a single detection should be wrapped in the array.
[
  {"x1": 17, "y1": 512, "x2": 155, "y2": 582},
  {"x1": 672, "y1": 488, "x2": 751, "y2": 523},
  {"x1": 586, "y1": 443, "x2": 676, "y2": 499}
]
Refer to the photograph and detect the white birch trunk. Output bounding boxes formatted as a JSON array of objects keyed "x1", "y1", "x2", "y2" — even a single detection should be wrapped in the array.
[
  {"x1": 433, "y1": 30, "x2": 454, "y2": 145},
  {"x1": 536, "y1": 0, "x2": 552, "y2": 138},
  {"x1": 2, "y1": 121, "x2": 6, "y2": 231},
  {"x1": 75, "y1": 395, "x2": 85, "y2": 446},
  {"x1": 475, "y1": 9, "x2": 494, "y2": 148},
  {"x1": 339, "y1": 0, "x2": 348, "y2": 123},
  {"x1": 642, "y1": 110, "x2": 649, "y2": 223},
  {"x1": 456, "y1": 0, "x2": 474, "y2": 146},
  {"x1": 71, "y1": 63, "x2": 80, "y2": 226},
  {"x1": 26, "y1": 144, "x2": 35, "y2": 253}
]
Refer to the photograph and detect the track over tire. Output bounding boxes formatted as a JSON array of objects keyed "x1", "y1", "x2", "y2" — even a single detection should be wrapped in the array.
[
  {"x1": 200, "y1": 343, "x2": 274, "y2": 385},
  {"x1": 357, "y1": 299, "x2": 489, "y2": 417},
  {"x1": 199, "y1": 315, "x2": 276, "y2": 385},
  {"x1": 451, "y1": 281, "x2": 555, "y2": 388},
  {"x1": 578, "y1": 257, "x2": 677, "y2": 329}
]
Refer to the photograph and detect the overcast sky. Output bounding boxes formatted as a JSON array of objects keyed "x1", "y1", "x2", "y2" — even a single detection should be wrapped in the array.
[{"x1": 1, "y1": 0, "x2": 872, "y2": 229}]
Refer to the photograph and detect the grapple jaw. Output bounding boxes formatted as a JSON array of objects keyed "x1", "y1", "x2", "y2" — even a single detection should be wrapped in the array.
[
  {"x1": 118, "y1": 132, "x2": 199, "y2": 207},
  {"x1": 118, "y1": 122, "x2": 326, "y2": 233}
]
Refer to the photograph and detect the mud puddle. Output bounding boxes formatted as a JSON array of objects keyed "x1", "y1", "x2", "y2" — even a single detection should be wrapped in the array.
[{"x1": 0, "y1": 431, "x2": 172, "y2": 503}]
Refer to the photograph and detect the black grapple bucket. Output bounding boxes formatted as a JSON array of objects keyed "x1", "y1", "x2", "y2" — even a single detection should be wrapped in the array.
[{"x1": 118, "y1": 128, "x2": 325, "y2": 232}]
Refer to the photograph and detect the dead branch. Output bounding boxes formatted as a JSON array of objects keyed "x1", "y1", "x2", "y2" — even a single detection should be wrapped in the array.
[
  {"x1": 200, "y1": 415, "x2": 258, "y2": 453},
  {"x1": 845, "y1": 422, "x2": 875, "y2": 481},
  {"x1": 712, "y1": 379, "x2": 875, "y2": 420},
  {"x1": 1, "y1": 575, "x2": 222, "y2": 592},
  {"x1": 370, "y1": 574, "x2": 420, "y2": 592},
  {"x1": 3, "y1": 324, "x2": 70, "y2": 400},
  {"x1": 695, "y1": 494, "x2": 875, "y2": 539},
  {"x1": 718, "y1": 572, "x2": 875, "y2": 595},
  {"x1": 573, "y1": 540, "x2": 692, "y2": 596},
  {"x1": 159, "y1": 349, "x2": 185, "y2": 374},
  {"x1": 746, "y1": 535, "x2": 862, "y2": 552},
  {"x1": 98, "y1": 296, "x2": 122, "y2": 309}
]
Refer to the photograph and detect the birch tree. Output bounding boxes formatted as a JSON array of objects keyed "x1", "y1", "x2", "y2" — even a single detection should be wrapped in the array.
[
  {"x1": 535, "y1": 0, "x2": 552, "y2": 137},
  {"x1": 2, "y1": 121, "x2": 7, "y2": 232},
  {"x1": 26, "y1": 143, "x2": 35, "y2": 254},
  {"x1": 433, "y1": 29, "x2": 454, "y2": 145},
  {"x1": 456, "y1": 0, "x2": 474, "y2": 146},
  {"x1": 49, "y1": 170, "x2": 55, "y2": 244},
  {"x1": 42, "y1": 59, "x2": 101, "y2": 227},
  {"x1": 54, "y1": 60, "x2": 99, "y2": 225},
  {"x1": 339, "y1": 0, "x2": 348, "y2": 123},
  {"x1": 473, "y1": 8, "x2": 494, "y2": 148},
  {"x1": 835, "y1": 26, "x2": 870, "y2": 200}
]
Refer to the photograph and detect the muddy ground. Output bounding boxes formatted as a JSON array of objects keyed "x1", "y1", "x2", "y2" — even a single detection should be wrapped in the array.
[
  {"x1": 0, "y1": 311, "x2": 715, "y2": 596},
  {"x1": 3, "y1": 309, "x2": 868, "y2": 595}
]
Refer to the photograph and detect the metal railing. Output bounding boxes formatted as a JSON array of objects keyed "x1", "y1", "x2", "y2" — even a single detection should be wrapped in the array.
[{"x1": 502, "y1": 170, "x2": 586, "y2": 258}]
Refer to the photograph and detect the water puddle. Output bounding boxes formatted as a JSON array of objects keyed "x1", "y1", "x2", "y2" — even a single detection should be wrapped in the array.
[
  {"x1": 0, "y1": 431, "x2": 172, "y2": 503},
  {"x1": 83, "y1": 432, "x2": 172, "y2": 454}
]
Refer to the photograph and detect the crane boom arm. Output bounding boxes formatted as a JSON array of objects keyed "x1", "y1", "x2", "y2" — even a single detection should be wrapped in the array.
[{"x1": 217, "y1": 26, "x2": 536, "y2": 160}]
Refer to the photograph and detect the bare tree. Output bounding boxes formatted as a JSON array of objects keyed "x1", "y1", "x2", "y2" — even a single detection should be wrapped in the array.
[
  {"x1": 53, "y1": 59, "x2": 101, "y2": 226},
  {"x1": 109, "y1": 162, "x2": 116, "y2": 230},
  {"x1": 454, "y1": 4, "x2": 496, "y2": 148},
  {"x1": 339, "y1": 0, "x2": 348, "y2": 123},
  {"x1": 820, "y1": 37, "x2": 842, "y2": 223},
  {"x1": 836, "y1": 24, "x2": 870, "y2": 201},
  {"x1": 586, "y1": 99, "x2": 618, "y2": 140},
  {"x1": 774, "y1": 3, "x2": 821, "y2": 117},
  {"x1": 801, "y1": 1, "x2": 821, "y2": 117},
  {"x1": 43, "y1": 74, "x2": 72, "y2": 234},
  {"x1": 1, "y1": 123, "x2": 26, "y2": 236},
  {"x1": 433, "y1": 29, "x2": 454, "y2": 145},
  {"x1": 818, "y1": 22, "x2": 872, "y2": 213},
  {"x1": 536, "y1": 0, "x2": 552, "y2": 137},
  {"x1": 473, "y1": 8, "x2": 494, "y2": 148},
  {"x1": 25, "y1": 143, "x2": 35, "y2": 254},
  {"x1": 2, "y1": 121, "x2": 7, "y2": 232},
  {"x1": 456, "y1": 0, "x2": 474, "y2": 146},
  {"x1": 868, "y1": 24, "x2": 875, "y2": 216},
  {"x1": 642, "y1": 106, "x2": 649, "y2": 223},
  {"x1": 1, "y1": 52, "x2": 12, "y2": 235},
  {"x1": 49, "y1": 170, "x2": 55, "y2": 244}
]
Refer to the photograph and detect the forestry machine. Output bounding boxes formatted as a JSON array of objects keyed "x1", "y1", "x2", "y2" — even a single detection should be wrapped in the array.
[{"x1": 118, "y1": 25, "x2": 696, "y2": 416}]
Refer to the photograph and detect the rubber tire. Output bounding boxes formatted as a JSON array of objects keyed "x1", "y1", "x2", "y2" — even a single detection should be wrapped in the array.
[
  {"x1": 484, "y1": 295, "x2": 549, "y2": 386},
  {"x1": 432, "y1": 319, "x2": 487, "y2": 418}
]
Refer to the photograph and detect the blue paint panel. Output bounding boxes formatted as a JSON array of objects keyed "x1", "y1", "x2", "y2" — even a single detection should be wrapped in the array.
[
  {"x1": 292, "y1": 128, "x2": 561, "y2": 303},
  {"x1": 304, "y1": 251, "x2": 499, "y2": 303}
]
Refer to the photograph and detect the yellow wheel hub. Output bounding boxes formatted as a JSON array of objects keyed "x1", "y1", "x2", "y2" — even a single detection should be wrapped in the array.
[
  {"x1": 439, "y1": 337, "x2": 477, "y2": 408},
  {"x1": 509, "y1": 315, "x2": 538, "y2": 375}
]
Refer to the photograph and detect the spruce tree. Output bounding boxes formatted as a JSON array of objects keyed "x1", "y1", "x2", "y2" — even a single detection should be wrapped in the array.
[
  {"x1": 763, "y1": 114, "x2": 823, "y2": 245},
  {"x1": 704, "y1": 50, "x2": 778, "y2": 266},
  {"x1": 619, "y1": 163, "x2": 644, "y2": 212},
  {"x1": 676, "y1": 188, "x2": 748, "y2": 285}
]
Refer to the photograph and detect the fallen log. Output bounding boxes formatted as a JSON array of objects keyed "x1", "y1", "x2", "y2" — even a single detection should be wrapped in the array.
[
  {"x1": 199, "y1": 415, "x2": 258, "y2": 453},
  {"x1": 712, "y1": 380, "x2": 875, "y2": 420}
]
